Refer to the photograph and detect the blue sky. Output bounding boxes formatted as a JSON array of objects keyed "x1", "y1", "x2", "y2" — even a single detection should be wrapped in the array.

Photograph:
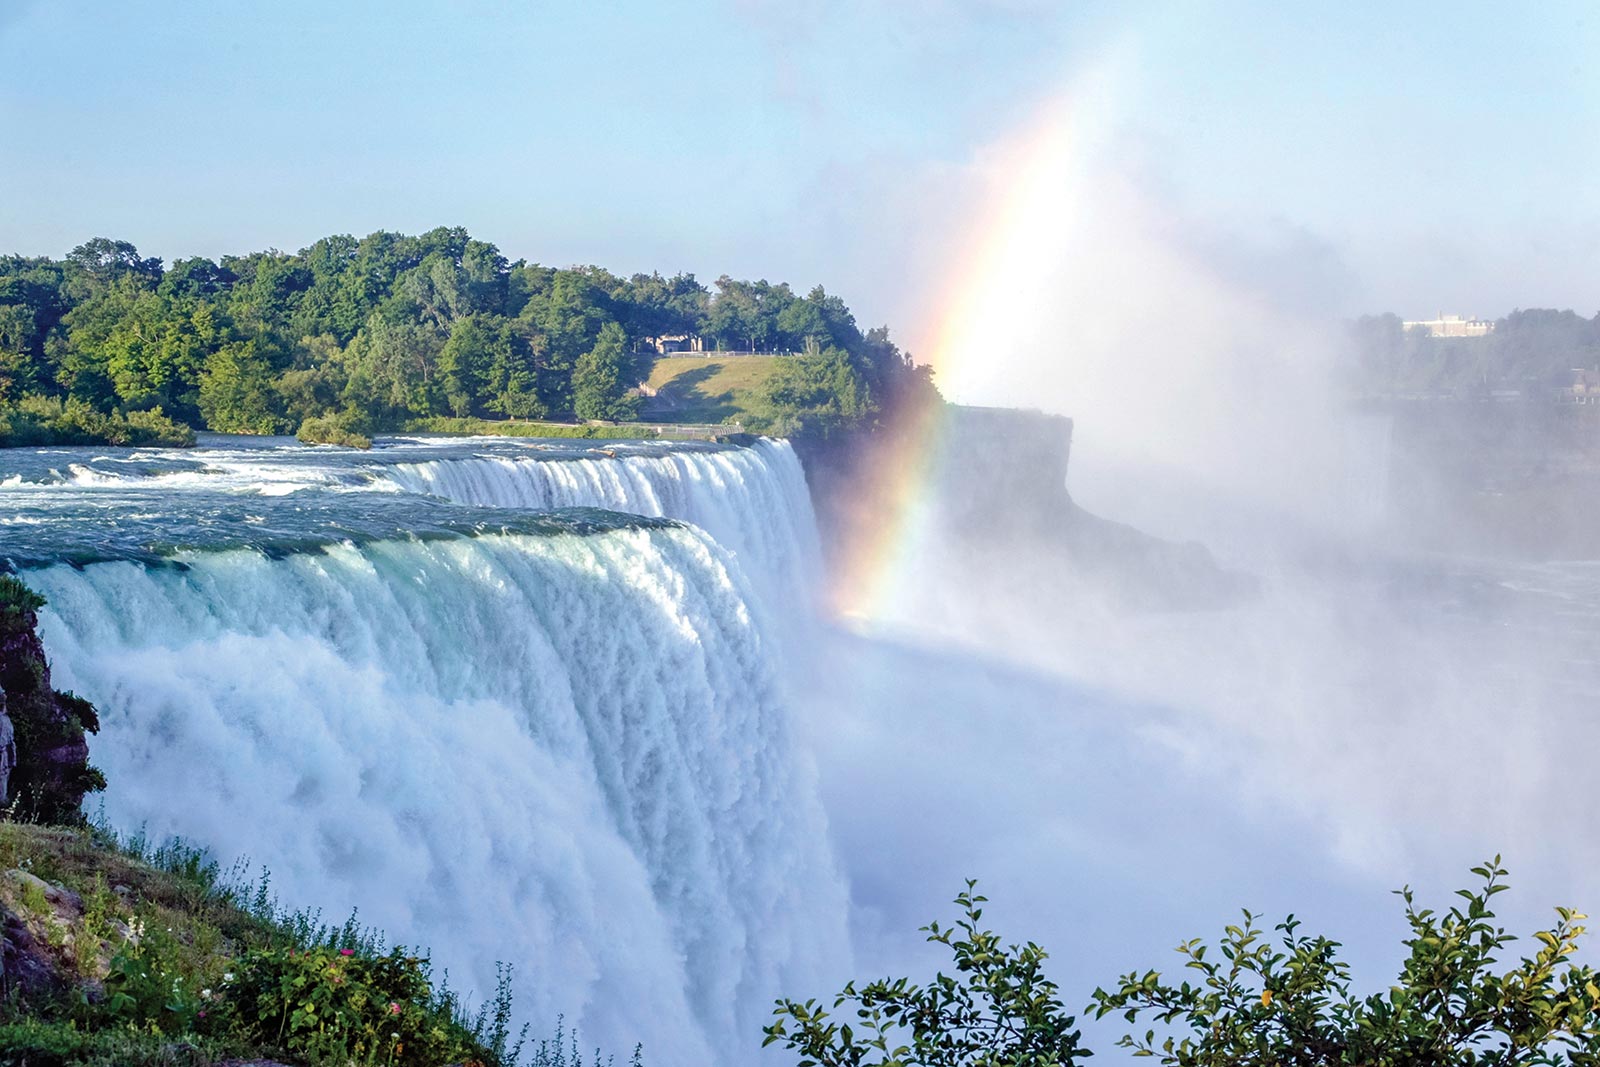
[{"x1": 3, "y1": 0, "x2": 1597, "y2": 339}]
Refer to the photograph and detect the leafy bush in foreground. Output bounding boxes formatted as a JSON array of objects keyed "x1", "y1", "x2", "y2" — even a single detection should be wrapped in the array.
[
  {"x1": 224, "y1": 944, "x2": 494, "y2": 1066},
  {"x1": 765, "y1": 880, "x2": 1088, "y2": 1067},
  {"x1": 770, "y1": 864, "x2": 1600, "y2": 1067},
  {"x1": 1092, "y1": 857, "x2": 1600, "y2": 1066}
]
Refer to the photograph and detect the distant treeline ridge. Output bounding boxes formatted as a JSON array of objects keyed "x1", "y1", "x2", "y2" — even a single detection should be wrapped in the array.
[
  {"x1": 0, "y1": 228, "x2": 937, "y2": 442},
  {"x1": 1351, "y1": 309, "x2": 1600, "y2": 397}
]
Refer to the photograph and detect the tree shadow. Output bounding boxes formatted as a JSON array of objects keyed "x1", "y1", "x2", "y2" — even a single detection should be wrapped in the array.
[{"x1": 641, "y1": 363, "x2": 738, "y2": 422}]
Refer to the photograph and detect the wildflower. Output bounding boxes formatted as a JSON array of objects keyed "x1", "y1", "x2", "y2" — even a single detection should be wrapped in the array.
[
  {"x1": 198, "y1": 1010, "x2": 207, "y2": 1018},
  {"x1": 201, "y1": 988, "x2": 212, "y2": 999},
  {"x1": 389, "y1": 1002, "x2": 402, "y2": 1015},
  {"x1": 339, "y1": 947, "x2": 354, "y2": 956},
  {"x1": 222, "y1": 972, "x2": 234, "y2": 982}
]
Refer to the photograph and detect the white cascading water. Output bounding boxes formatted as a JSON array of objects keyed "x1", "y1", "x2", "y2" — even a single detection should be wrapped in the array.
[
  {"x1": 381, "y1": 440, "x2": 821, "y2": 603},
  {"x1": 18, "y1": 441, "x2": 849, "y2": 1067}
]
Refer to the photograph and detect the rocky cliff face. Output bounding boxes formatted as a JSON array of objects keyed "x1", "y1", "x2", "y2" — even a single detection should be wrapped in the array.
[
  {"x1": 1382, "y1": 402, "x2": 1600, "y2": 559},
  {"x1": 792, "y1": 402, "x2": 1251, "y2": 613},
  {"x1": 0, "y1": 576, "x2": 103, "y2": 823}
]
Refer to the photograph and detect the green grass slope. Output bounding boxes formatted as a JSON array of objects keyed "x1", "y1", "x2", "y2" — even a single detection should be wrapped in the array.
[
  {"x1": 0, "y1": 822, "x2": 522, "y2": 1067},
  {"x1": 640, "y1": 356, "x2": 786, "y2": 425}
]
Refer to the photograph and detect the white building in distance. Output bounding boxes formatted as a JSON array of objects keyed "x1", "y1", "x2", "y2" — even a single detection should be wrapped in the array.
[{"x1": 1403, "y1": 313, "x2": 1495, "y2": 338}]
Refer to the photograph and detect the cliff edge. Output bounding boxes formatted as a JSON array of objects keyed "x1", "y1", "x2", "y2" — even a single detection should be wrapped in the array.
[{"x1": 792, "y1": 404, "x2": 1252, "y2": 613}]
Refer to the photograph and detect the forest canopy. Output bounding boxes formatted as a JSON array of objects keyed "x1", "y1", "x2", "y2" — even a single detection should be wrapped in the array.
[{"x1": 0, "y1": 229, "x2": 936, "y2": 443}]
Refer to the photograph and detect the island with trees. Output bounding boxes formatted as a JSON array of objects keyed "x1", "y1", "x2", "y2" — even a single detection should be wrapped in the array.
[{"x1": 0, "y1": 230, "x2": 937, "y2": 448}]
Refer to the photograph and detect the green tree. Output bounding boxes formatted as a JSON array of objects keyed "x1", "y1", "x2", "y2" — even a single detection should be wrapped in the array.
[
  {"x1": 0, "y1": 304, "x2": 39, "y2": 399},
  {"x1": 63, "y1": 238, "x2": 162, "y2": 298},
  {"x1": 159, "y1": 256, "x2": 235, "y2": 299},
  {"x1": 274, "y1": 333, "x2": 352, "y2": 424},
  {"x1": 614, "y1": 271, "x2": 709, "y2": 350},
  {"x1": 520, "y1": 269, "x2": 614, "y2": 414},
  {"x1": 572, "y1": 322, "x2": 640, "y2": 421},
  {"x1": 750, "y1": 348, "x2": 869, "y2": 434},
  {"x1": 343, "y1": 304, "x2": 447, "y2": 418},
  {"x1": 439, "y1": 315, "x2": 497, "y2": 417},
  {"x1": 101, "y1": 293, "x2": 214, "y2": 417},
  {"x1": 198, "y1": 341, "x2": 284, "y2": 434},
  {"x1": 766, "y1": 881, "x2": 1089, "y2": 1067},
  {"x1": 708, "y1": 276, "x2": 796, "y2": 352},
  {"x1": 482, "y1": 323, "x2": 547, "y2": 420}
]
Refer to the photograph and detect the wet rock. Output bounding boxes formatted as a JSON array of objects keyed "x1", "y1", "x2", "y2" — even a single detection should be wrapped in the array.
[{"x1": 0, "y1": 576, "x2": 104, "y2": 823}]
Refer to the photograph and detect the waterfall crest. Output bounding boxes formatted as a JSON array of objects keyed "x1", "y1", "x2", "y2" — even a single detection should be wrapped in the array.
[{"x1": 382, "y1": 439, "x2": 822, "y2": 600}]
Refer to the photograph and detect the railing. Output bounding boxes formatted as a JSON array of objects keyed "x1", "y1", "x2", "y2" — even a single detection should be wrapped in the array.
[
  {"x1": 583, "y1": 419, "x2": 743, "y2": 440},
  {"x1": 650, "y1": 350, "x2": 796, "y2": 359}
]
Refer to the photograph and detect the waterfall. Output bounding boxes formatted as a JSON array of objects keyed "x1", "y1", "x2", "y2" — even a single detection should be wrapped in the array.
[
  {"x1": 23, "y1": 504, "x2": 847, "y2": 1064},
  {"x1": 380, "y1": 439, "x2": 822, "y2": 602}
]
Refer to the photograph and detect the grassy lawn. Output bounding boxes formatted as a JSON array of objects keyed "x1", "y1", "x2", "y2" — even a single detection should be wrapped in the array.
[{"x1": 641, "y1": 355, "x2": 786, "y2": 424}]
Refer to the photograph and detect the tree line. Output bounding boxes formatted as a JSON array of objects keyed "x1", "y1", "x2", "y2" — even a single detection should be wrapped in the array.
[
  {"x1": 0, "y1": 228, "x2": 936, "y2": 441},
  {"x1": 1348, "y1": 309, "x2": 1600, "y2": 397}
]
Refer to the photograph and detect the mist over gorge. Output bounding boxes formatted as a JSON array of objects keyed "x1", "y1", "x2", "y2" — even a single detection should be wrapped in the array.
[
  {"x1": 5, "y1": 4, "x2": 1600, "y2": 1063},
  {"x1": 4, "y1": 390, "x2": 1592, "y2": 1064}
]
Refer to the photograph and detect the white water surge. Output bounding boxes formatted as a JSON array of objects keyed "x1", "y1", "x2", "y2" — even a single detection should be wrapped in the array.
[
  {"x1": 381, "y1": 439, "x2": 822, "y2": 601},
  {"x1": 6, "y1": 438, "x2": 848, "y2": 1066}
]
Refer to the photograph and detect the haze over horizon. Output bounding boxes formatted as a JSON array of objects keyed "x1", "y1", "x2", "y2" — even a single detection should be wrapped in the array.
[{"x1": 4, "y1": 0, "x2": 1598, "y2": 368}]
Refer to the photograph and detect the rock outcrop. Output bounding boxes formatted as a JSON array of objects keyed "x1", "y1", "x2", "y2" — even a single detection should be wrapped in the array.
[
  {"x1": 0, "y1": 575, "x2": 103, "y2": 823},
  {"x1": 792, "y1": 403, "x2": 1253, "y2": 614}
]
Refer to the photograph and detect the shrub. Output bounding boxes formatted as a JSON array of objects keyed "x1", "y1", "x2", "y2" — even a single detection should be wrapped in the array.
[
  {"x1": 100, "y1": 922, "x2": 209, "y2": 1035},
  {"x1": 1091, "y1": 857, "x2": 1600, "y2": 1066},
  {"x1": 226, "y1": 944, "x2": 489, "y2": 1067},
  {"x1": 771, "y1": 866, "x2": 1600, "y2": 1067},
  {"x1": 0, "y1": 395, "x2": 194, "y2": 448},
  {"x1": 119, "y1": 406, "x2": 196, "y2": 447},
  {"x1": 297, "y1": 413, "x2": 373, "y2": 449},
  {"x1": 765, "y1": 881, "x2": 1089, "y2": 1067},
  {"x1": 0, "y1": 573, "x2": 47, "y2": 618},
  {"x1": 0, "y1": 1019, "x2": 89, "y2": 1064}
]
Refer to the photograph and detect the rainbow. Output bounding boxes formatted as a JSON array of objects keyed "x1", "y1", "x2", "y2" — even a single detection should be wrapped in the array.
[{"x1": 828, "y1": 90, "x2": 1091, "y2": 621}]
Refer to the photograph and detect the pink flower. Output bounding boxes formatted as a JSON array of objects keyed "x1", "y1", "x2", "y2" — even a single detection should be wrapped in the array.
[
  {"x1": 339, "y1": 948, "x2": 355, "y2": 956},
  {"x1": 389, "y1": 1002, "x2": 402, "y2": 1015},
  {"x1": 198, "y1": 1010, "x2": 207, "y2": 1018}
]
